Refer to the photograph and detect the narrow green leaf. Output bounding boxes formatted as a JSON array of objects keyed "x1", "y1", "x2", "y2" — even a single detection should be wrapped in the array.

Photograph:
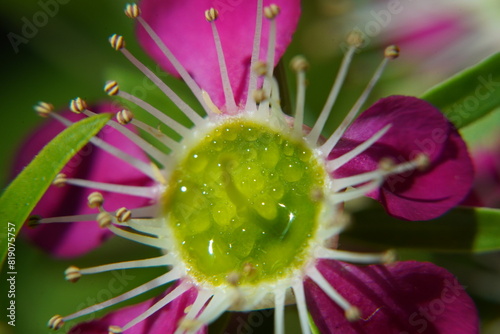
[
  {"x1": 421, "y1": 53, "x2": 500, "y2": 128},
  {"x1": 0, "y1": 113, "x2": 111, "y2": 264},
  {"x1": 342, "y1": 207, "x2": 500, "y2": 253}
]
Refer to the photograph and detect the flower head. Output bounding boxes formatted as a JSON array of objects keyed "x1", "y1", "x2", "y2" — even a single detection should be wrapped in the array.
[{"x1": 21, "y1": 0, "x2": 477, "y2": 333}]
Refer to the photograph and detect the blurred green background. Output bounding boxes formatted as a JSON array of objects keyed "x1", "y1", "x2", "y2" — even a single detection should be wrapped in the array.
[{"x1": 1, "y1": 0, "x2": 500, "y2": 333}]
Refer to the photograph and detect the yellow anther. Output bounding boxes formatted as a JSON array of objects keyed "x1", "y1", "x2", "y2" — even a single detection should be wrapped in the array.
[
  {"x1": 290, "y1": 55, "x2": 309, "y2": 72},
  {"x1": 124, "y1": 3, "x2": 141, "y2": 19},
  {"x1": 104, "y1": 81, "x2": 120, "y2": 96},
  {"x1": 253, "y1": 61, "x2": 268, "y2": 76},
  {"x1": 382, "y1": 249, "x2": 397, "y2": 264},
  {"x1": 97, "y1": 212, "x2": 113, "y2": 228},
  {"x1": 64, "y1": 265, "x2": 82, "y2": 283},
  {"x1": 384, "y1": 45, "x2": 400, "y2": 60},
  {"x1": 414, "y1": 153, "x2": 430, "y2": 171},
  {"x1": 34, "y1": 101, "x2": 54, "y2": 117},
  {"x1": 264, "y1": 4, "x2": 280, "y2": 19},
  {"x1": 69, "y1": 97, "x2": 88, "y2": 113},
  {"x1": 346, "y1": 30, "x2": 364, "y2": 48},
  {"x1": 109, "y1": 34, "x2": 126, "y2": 50},
  {"x1": 205, "y1": 8, "x2": 219, "y2": 22},
  {"x1": 116, "y1": 207, "x2": 132, "y2": 223},
  {"x1": 226, "y1": 272, "x2": 241, "y2": 286},
  {"x1": 116, "y1": 109, "x2": 134, "y2": 125},
  {"x1": 108, "y1": 325, "x2": 124, "y2": 334},
  {"x1": 345, "y1": 306, "x2": 361, "y2": 322},
  {"x1": 48, "y1": 314, "x2": 64, "y2": 330},
  {"x1": 88, "y1": 192, "x2": 104, "y2": 208},
  {"x1": 378, "y1": 157, "x2": 396, "y2": 172},
  {"x1": 27, "y1": 215, "x2": 41, "y2": 228},
  {"x1": 252, "y1": 89, "x2": 267, "y2": 103},
  {"x1": 53, "y1": 173, "x2": 67, "y2": 187}
]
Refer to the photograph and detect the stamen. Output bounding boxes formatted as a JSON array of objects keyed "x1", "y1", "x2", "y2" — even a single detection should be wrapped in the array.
[
  {"x1": 116, "y1": 110, "x2": 180, "y2": 151},
  {"x1": 135, "y1": 16, "x2": 209, "y2": 114},
  {"x1": 53, "y1": 269, "x2": 181, "y2": 324},
  {"x1": 97, "y1": 212, "x2": 113, "y2": 229},
  {"x1": 34, "y1": 101, "x2": 54, "y2": 117},
  {"x1": 205, "y1": 8, "x2": 238, "y2": 114},
  {"x1": 120, "y1": 281, "x2": 192, "y2": 331},
  {"x1": 28, "y1": 213, "x2": 97, "y2": 225},
  {"x1": 109, "y1": 326, "x2": 123, "y2": 334},
  {"x1": 307, "y1": 266, "x2": 361, "y2": 321},
  {"x1": 53, "y1": 173, "x2": 67, "y2": 187},
  {"x1": 315, "y1": 248, "x2": 396, "y2": 264},
  {"x1": 245, "y1": 0, "x2": 264, "y2": 112},
  {"x1": 108, "y1": 35, "x2": 204, "y2": 126},
  {"x1": 108, "y1": 224, "x2": 166, "y2": 249},
  {"x1": 60, "y1": 177, "x2": 156, "y2": 199},
  {"x1": 175, "y1": 289, "x2": 213, "y2": 334},
  {"x1": 48, "y1": 315, "x2": 64, "y2": 330},
  {"x1": 274, "y1": 288, "x2": 286, "y2": 334},
  {"x1": 331, "y1": 179, "x2": 383, "y2": 203},
  {"x1": 107, "y1": 83, "x2": 190, "y2": 138},
  {"x1": 326, "y1": 124, "x2": 392, "y2": 171},
  {"x1": 74, "y1": 254, "x2": 173, "y2": 277},
  {"x1": 64, "y1": 266, "x2": 81, "y2": 283},
  {"x1": 252, "y1": 89, "x2": 268, "y2": 103},
  {"x1": 290, "y1": 56, "x2": 309, "y2": 135},
  {"x1": 190, "y1": 292, "x2": 236, "y2": 333},
  {"x1": 202, "y1": 90, "x2": 222, "y2": 114},
  {"x1": 261, "y1": 5, "x2": 280, "y2": 99},
  {"x1": 109, "y1": 33, "x2": 125, "y2": 50},
  {"x1": 292, "y1": 281, "x2": 311, "y2": 334},
  {"x1": 121, "y1": 218, "x2": 167, "y2": 237},
  {"x1": 69, "y1": 97, "x2": 88, "y2": 114},
  {"x1": 124, "y1": 3, "x2": 141, "y2": 19},
  {"x1": 320, "y1": 45, "x2": 400, "y2": 154},
  {"x1": 88, "y1": 191, "x2": 104, "y2": 209},
  {"x1": 306, "y1": 31, "x2": 363, "y2": 145}
]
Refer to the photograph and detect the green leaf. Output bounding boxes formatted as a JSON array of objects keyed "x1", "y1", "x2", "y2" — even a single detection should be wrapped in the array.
[
  {"x1": 342, "y1": 206, "x2": 500, "y2": 253},
  {"x1": 0, "y1": 113, "x2": 111, "y2": 265},
  {"x1": 421, "y1": 53, "x2": 500, "y2": 128}
]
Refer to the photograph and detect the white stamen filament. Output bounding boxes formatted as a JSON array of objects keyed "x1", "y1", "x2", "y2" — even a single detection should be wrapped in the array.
[
  {"x1": 117, "y1": 90, "x2": 190, "y2": 137},
  {"x1": 245, "y1": 0, "x2": 264, "y2": 112},
  {"x1": 175, "y1": 289, "x2": 213, "y2": 334},
  {"x1": 331, "y1": 179, "x2": 383, "y2": 204},
  {"x1": 84, "y1": 109, "x2": 170, "y2": 164},
  {"x1": 120, "y1": 47, "x2": 204, "y2": 126},
  {"x1": 190, "y1": 292, "x2": 236, "y2": 333},
  {"x1": 79, "y1": 254, "x2": 173, "y2": 275},
  {"x1": 316, "y1": 248, "x2": 391, "y2": 264},
  {"x1": 136, "y1": 17, "x2": 209, "y2": 114},
  {"x1": 62, "y1": 269, "x2": 181, "y2": 322},
  {"x1": 108, "y1": 224, "x2": 166, "y2": 249},
  {"x1": 274, "y1": 288, "x2": 286, "y2": 334},
  {"x1": 34, "y1": 213, "x2": 97, "y2": 224},
  {"x1": 116, "y1": 218, "x2": 167, "y2": 237},
  {"x1": 293, "y1": 68, "x2": 306, "y2": 136},
  {"x1": 122, "y1": 281, "x2": 192, "y2": 331},
  {"x1": 127, "y1": 117, "x2": 180, "y2": 151},
  {"x1": 63, "y1": 178, "x2": 156, "y2": 199},
  {"x1": 208, "y1": 18, "x2": 238, "y2": 114},
  {"x1": 292, "y1": 281, "x2": 312, "y2": 334},
  {"x1": 306, "y1": 46, "x2": 357, "y2": 145},
  {"x1": 326, "y1": 124, "x2": 392, "y2": 171},
  {"x1": 262, "y1": 13, "x2": 277, "y2": 100},
  {"x1": 321, "y1": 56, "x2": 391, "y2": 154}
]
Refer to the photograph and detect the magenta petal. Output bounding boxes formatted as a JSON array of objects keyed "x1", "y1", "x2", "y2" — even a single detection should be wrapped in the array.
[
  {"x1": 137, "y1": 0, "x2": 300, "y2": 109},
  {"x1": 305, "y1": 260, "x2": 479, "y2": 334},
  {"x1": 13, "y1": 105, "x2": 153, "y2": 258},
  {"x1": 331, "y1": 96, "x2": 473, "y2": 220},
  {"x1": 69, "y1": 284, "x2": 207, "y2": 334}
]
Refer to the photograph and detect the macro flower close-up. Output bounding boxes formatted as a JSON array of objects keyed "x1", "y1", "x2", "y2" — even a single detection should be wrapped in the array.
[{"x1": 2, "y1": 0, "x2": 500, "y2": 334}]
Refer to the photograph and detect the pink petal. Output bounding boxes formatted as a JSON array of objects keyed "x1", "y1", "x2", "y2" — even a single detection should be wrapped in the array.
[
  {"x1": 305, "y1": 260, "x2": 479, "y2": 334},
  {"x1": 13, "y1": 105, "x2": 153, "y2": 258},
  {"x1": 331, "y1": 96, "x2": 473, "y2": 220},
  {"x1": 137, "y1": 0, "x2": 300, "y2": 109},
  {"x1": 69, "y1": 284, "x2": 207, "y2": 334}
]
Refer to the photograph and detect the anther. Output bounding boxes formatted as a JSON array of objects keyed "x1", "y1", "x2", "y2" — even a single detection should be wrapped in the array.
[
  {"x1": 226, "y1": 272, "x2": 240, "y2": 286},
  {"x1": 346, "y1": 30, "x2": 364, "y2": 48},
  {"x1": 69, "y1": 97, "x2": 88, "y2": 113},
  {"x1": 53, "y1": 173, "x2": 67, "y2": 187},
  {"x1": 378, "y1": 157, "x2": 396, "y2": 172},
  {"x1": 414, "y1": 153, "x2": 430, "y2": 171},
  {"x1": 108, "y1": 325, "x2": 124, "y2": 334},
  {"x1": 124, "y1": 3, "x2": 141, "y2": 19},
  {"x1": 345, "y1": 306, "x2": 361, "y2": 322},
  {"x1": 264, "y1": 4, "x2": 280, "y2": 19},
  {"x1": 290, "y1": 55, "x2": 309, "y2": 72},
  {"x1": 88, "y1": 192, "x2": 104, "y2": 209},
  {"x1": 382, "y1": 250, "x2": 397, "y2": 264},
  {"x1": 27, "y1": 215, "x2": 41, "y2": 228},
  {"x1": 205, "y1": 8, "x2": 219, "y2": 22},
  {"x1": 253, "y1": 61, "x2": 268, "y2": 76},
  {"x1": 116, "y1": 109, "x2": 134, "y2": 124},
  {"x1": 109, "y1": 34, "x2": 126, "y2": 50},
  {"x1": 34, "y1": 101, "x2": 54, "y2": 117},
  {"x1": 97, "y1": 212, "x2": 113, "y2": 228},
  {"x1": 65, "y1": 265, "x2": 82, "y2": 283},
  {"x1": 252, "y1": 89, "x2": 267, "y2": 103},
  {"x1": 116, "y1": 207, "x2": 132, "y2": 222},
  {"x1": 48, "y1": 314, "x2": 64, "y2": 330},
  {"x1": 104, "y1": 81, "x2": 120, "y2": 96},
  {"x1": 384, "y1": 45, "x2": 400, "y2": 60}
]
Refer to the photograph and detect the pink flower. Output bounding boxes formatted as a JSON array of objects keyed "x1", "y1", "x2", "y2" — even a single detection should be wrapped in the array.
[{"x1": 20, "y1": 0, "x2": 477, "y2": 333}]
